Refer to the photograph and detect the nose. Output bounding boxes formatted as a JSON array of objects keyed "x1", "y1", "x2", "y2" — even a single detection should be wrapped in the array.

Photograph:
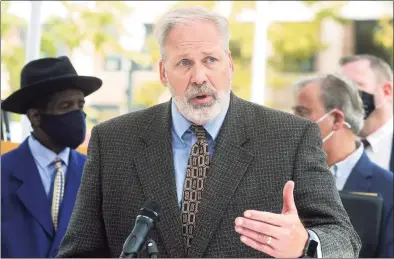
[
  {"x1": 190, "y1": 64, "x2": 208, "y2": 86},
  {"x1": 71, "y1": 101, "x2": 82, "y2": 111}
]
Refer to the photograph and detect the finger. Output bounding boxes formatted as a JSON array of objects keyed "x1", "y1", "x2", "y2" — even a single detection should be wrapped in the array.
[
  {"x1": 235, "y1": 226, "x2": 279, "y2": 249},
  {"x1": 235, "y1": 218, "x2": 285, "y2": 239},
  {"x1": 240, "y1": 235, "x2": 277, "y2": 258},
  {"x1": 282, "y1": 180, "x2": 297, "y2": 214},
  {"x1": 242, "y1": 210, "x2": 285, "y2": 227}
]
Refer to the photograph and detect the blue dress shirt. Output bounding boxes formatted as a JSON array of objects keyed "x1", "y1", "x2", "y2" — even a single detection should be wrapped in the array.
[
  {"x1": 28, "y1": 135, "x2": 70, "y2": 197},
  {"x1": 171, "y1": 100, "x2": 229, "y2": 206}
]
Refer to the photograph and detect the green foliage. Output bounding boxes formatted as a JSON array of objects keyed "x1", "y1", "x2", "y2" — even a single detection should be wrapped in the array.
[
  {"x1": 51, "y1": 1, "x2": 134, "y2": 56},
  {"x1": 229, "y1": 1, "x2": 256, "y2": 20},
  {"x1": 267, "y1": 21, "x2": 324, "y2": 72},
  {"x1": 134, "y1": 80, "x2": 167, "y2": 108},
  {"x1": 145, "y1": 35, "x2": 161, "y2": 63},
  {"x1": 267, "y1": 1, "x2": 348, "y2": 73},
  {"x1": 228, "y1": 22, "x2": 254, "y2": 100},
  {"x1": 312, "y1": 1, "x2": 348, "y2": 24},
  {"x1": 1, "y1": 2, "x2": 25, "y2": 36},
  {"x1": 373, "y1": 16, "x2": 393, "y2": 53},
  {"x1": 1, "y1": 1, "x2": 135, "y2": 95},
  {"x1": 2, "y1": 45, "x2": 25, "y2": 93},
  {"x1": 1, "y1": 1, "x2": 27, "y2": 94},
  {"x1": 41, "y1": 15, "x2": 84, "y2": 56}
]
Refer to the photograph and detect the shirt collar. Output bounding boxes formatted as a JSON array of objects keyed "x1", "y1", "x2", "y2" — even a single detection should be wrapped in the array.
[
  {"x1": 330, "y1": 142, "x2": 364, "y2": 178},
  {"x1": 28, "y1": 135, "x2": 70, "y2": 168},
  {"x1": 366, "y1": 116, "x2": 393, "y2": 153},
  {"x1": 171, "y1": 99, "x2": 229, "y2": 141}
]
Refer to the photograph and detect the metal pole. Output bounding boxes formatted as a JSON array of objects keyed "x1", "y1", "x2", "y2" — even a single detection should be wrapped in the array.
[
  {"x1": 20, "y1": 1, "x2": 43, "y2": 141},
  {"x1": 250, "y1": 1, "x2": 271, "y2": 106},
  {"x1": 127, "y1": 60, "x2": 134, "y2": 112}
]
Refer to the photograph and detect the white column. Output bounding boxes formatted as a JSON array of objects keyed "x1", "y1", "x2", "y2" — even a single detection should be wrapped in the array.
[
  {"x1": 316, "y1": 18, "x2": 345, "y2": 73},
  {"x1": 20, "y1": 1, "x2": 43, "y2": 141},
  {"x1": 249, "y1": 1, "x2": 271, "y2": 106}
]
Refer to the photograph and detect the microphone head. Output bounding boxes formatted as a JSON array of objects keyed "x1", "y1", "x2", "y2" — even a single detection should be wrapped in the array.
[{"x1": 140, "y1": 200, "x2": 161, "y2": 222}]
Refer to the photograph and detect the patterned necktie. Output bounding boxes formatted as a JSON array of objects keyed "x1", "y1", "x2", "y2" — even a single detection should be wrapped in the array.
[
  {"x1": 51, "y1": 158, "x2": 65, "y2": 231},
  {"x1": 181, "y1": 124, "x2": 210, "y2": 253}
]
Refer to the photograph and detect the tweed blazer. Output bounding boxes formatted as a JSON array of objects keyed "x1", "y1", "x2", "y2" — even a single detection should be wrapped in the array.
[{"x1": 57, "y1": 94, "x2": 361, "y2": 258}]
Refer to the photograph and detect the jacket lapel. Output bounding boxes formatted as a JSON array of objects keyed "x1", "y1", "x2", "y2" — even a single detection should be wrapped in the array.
[
  {"x1": 188, "y1": 95, "x2": 254, "y2": 258},
  {"x1": 12, "y1": 139, "x2": 54, "y2": 237},
  {"x1": 343, "y1": 151, "x2": 372, "y2": 192},
  {"x1": 51, "y1": 150, "x2": 84, "y2": 251},
  {"x1": 133, "y1": 101, "x2": 186, "y2": 258}
]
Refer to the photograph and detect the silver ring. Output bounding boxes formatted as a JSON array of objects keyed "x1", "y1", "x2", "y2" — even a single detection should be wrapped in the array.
[{"x1": 267, "y1": 236, "x2": 272, "y2": 245}]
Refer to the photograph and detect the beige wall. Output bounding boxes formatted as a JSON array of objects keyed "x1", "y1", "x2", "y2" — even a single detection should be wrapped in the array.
[{"x1": 316, "y1": 18, "x2": 347, "y2": 73}]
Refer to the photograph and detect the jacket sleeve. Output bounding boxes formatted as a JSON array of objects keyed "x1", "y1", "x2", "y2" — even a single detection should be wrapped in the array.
[
  {"x1": 57, "y1": 126, "x2": 110, "y2": 257},
  {"x1": 293, "y1": 122, "x2": 361, "y2": 258}
]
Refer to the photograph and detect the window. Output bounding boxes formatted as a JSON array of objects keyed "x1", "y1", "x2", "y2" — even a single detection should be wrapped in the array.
[
  {"x1": 144, "y1": 24, "x2": 154, "y2": 36},
  {"x1": 104, "y1": 55, "x2": 122, "y2": 71}
]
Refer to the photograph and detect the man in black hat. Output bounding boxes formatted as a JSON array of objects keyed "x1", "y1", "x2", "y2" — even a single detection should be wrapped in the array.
[{"x1": 1, "y1": 56, "x2": 102, "y2": 258}]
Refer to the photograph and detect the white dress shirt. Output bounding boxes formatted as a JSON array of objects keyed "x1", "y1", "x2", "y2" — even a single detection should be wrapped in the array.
[
  {"x1": 330, "y1": 143, "x2": 364, "y2": 190},
  {"x1": 364, "y1": 116, "x2": 393, "y2": 170}
]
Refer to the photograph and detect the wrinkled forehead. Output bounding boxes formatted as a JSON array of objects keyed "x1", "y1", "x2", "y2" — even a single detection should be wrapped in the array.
[
  {"x1": 164, "y1": 21, "x2": 225, "y2": 57},
  {"x1": 297, "y1": 82, "x2": 322, "y2": 101},
  {"x1": 341, "y1": 60, "x2": 374, "y2": 77}
]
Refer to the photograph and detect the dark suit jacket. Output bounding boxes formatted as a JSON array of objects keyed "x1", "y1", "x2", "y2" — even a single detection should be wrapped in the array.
[
  {"x1": 1, "y1": 139, "x2": 86, "y2": 258},
  {"x1": 343, "y1": 151, "x2": 393, "y2": 258},
  {"x1": 58, "y1": 94, "x2": 361, "y2": 258},
  {"x1": 390, "y1": 139, "x2": 393, "y2": 172}
]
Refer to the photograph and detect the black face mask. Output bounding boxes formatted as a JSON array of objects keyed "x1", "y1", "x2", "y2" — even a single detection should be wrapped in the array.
[
  {"x1": 39, "y1": 110, "x2": 87, "y2": 149},
  {"x1": 359, "y1": 91, "x2": 375, "y2": 119}
]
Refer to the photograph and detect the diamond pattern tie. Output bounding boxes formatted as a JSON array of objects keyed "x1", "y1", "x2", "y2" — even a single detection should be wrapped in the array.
[
  {"x1": 181, "y1": 124, "x2": 210, "y2": 253},
  {"x1": 52, "y1": 158, "x2": 65, "y2": 231}
]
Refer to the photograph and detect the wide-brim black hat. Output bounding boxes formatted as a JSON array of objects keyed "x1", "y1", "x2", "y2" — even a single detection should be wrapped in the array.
[{"x1": 1, "y1": 56, "x2": 102, "y2": 114}]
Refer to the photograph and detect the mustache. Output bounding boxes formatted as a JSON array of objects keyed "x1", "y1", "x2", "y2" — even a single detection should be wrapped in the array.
[{"x1": 185, "y1": 84, "x2": 218, "y2": 99}]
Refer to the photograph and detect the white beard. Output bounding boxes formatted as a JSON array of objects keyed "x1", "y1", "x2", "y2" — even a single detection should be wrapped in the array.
[{"x1": 167, "y1": 81, "x2": 231, "y2": 126}]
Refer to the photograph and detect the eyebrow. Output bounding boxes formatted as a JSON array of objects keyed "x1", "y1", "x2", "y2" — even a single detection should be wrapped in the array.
[
  {"x1": 202, "y1": 51, "x2": 216, "y2": 56},
  {"x1": 174, "y1": 51, "x2": 218, "y2": 60}
]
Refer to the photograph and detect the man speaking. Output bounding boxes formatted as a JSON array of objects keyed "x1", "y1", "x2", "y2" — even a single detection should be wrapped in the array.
[{"x1": 58, "y1": 6, "x2": 361, "y2": 258}]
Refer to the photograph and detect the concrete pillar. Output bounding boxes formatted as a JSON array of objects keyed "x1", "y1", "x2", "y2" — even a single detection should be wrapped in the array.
[
  {"x1": 316, "y1": 18, "x2": 346, "y2": 73},
  {"x1": 20, "y1": 1, "x2": 42, "y2": 141}
]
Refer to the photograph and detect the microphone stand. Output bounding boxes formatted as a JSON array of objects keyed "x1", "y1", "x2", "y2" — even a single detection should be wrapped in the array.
[
  {"x1": 120, "y1": 238, "x2": 158, "y2": 258},
  {"x1": 147, "y1": 238, "x2": 159, "y2": 258}
]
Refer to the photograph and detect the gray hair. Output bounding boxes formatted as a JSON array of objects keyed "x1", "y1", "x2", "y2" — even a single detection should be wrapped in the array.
[
  {"x1": 154, "y1": 6, "x2": 230, "y2": 60},
  {"x1": 293, "y1": 73, "x2": 365, "y2": 134}
]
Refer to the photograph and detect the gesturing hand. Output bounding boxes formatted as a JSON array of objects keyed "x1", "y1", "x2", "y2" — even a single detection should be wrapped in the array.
[{"x1": 235, "y1": 181, "x2": 309, "y2": 258}]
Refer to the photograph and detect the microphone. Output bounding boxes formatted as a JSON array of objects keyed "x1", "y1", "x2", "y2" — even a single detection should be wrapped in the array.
[{"x1": 120, "y1": 201, "x2": 161, "y2": 258}]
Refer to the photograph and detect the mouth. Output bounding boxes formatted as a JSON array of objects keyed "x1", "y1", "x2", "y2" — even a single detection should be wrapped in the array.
[{"x1": 190, "y1": 94, "x2": 213, "y2": 104}]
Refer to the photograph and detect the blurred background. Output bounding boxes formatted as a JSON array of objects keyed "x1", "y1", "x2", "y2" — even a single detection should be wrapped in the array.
[{"x1": 1, "y1": 0, "x2": 393, "y2": 146}]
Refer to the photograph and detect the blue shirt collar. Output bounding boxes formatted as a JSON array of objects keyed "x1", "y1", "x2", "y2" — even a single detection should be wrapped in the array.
[
  {"x1": 171, "y1": 99, "x2": 229, "y2": 141},
  {"x1": 28, "y1": 134, "x2": 70, "y2": 167}
]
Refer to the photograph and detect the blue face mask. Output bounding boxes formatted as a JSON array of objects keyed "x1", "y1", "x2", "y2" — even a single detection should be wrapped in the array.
[{"x1": 39, "y1": 110, "x2": 87, "y2": 149}]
